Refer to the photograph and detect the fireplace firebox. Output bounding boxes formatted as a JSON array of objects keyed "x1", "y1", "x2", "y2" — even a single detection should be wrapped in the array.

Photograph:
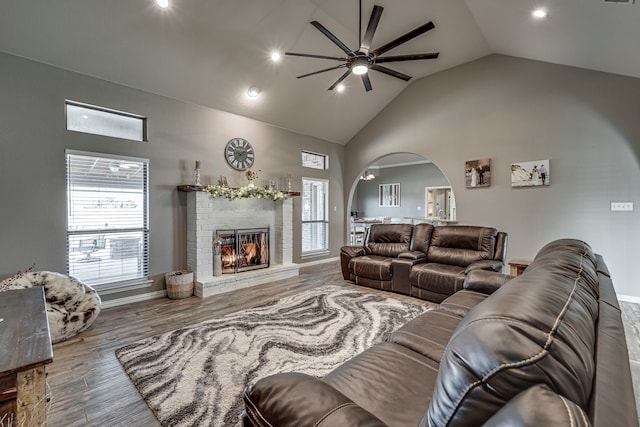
[{"x1": 216, "y1": 227, "x2": 270, "y2": 274}]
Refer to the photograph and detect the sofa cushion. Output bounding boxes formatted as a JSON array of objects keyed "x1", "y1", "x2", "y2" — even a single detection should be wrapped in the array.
[
  {"x1": 427, "y1": 226, "x2": 498, "y2": 268},
  {"x1": 426, "y1": 239, "x2": 600, "y2": 426},
  {"x1": 386, "y1": 308, "x2": 462, "y2": 363},
  {"x1": 439, "y1": 289, "x2": 488, "y2": 317},
  {"x1": 349, "y1": 255, "x2": 393, "y2": 281},
  {"x1": 323, "y1": 342, "x2": 439, "y2": 427},
  {"x1": 366, "y1": 223, "x2": 413, "y2": 257},
  {"x1": 410, "y1": 263, "x2": 466, "y2": 295}
]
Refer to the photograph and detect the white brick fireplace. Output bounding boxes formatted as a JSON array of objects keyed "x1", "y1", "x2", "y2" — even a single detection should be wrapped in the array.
[{"x1": 185, "y1": 190, "x2": 299, "y2": 297}]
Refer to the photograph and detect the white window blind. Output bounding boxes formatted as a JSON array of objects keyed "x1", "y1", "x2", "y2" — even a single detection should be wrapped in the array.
[
  {"x1": 66, "y1": 150, "x2": 149, "y2": 290},
  {"x1": 302, "y1": 178, "x2": 328, "y2": 254}
]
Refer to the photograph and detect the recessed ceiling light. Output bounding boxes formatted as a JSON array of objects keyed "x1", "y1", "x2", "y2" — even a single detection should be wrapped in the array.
[
  {"x1": 247, "y1": 87, "x2": 261, "y2": 98},
  {"x1": 156, "y1": 0, "x2": 169, "y2": 8},
  {"x1": 270, "y1": 52, "x2": 282, "y2": 62},
  {"x1": 336, "y1": 84, "x2": 345, "y2": 93},
  {"x1": 532, "y1": 9, "x2": 548, "y2": 18}
]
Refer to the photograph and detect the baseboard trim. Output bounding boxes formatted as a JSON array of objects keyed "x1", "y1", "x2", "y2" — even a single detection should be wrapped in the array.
[
  {"x1": 299, "y1": 256, "x2": 339, "y2": 267},
  {"x1": 101, "y1": 290, "x2": 167, "y2": 309},
  {"x1": 618, "y1": 294, "x2": 640, "y2": 304}
]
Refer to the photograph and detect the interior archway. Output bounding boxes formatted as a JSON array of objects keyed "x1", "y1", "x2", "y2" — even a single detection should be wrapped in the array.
[{"x1": 346, "y1": 153, "x2": 455, "y2": 243}]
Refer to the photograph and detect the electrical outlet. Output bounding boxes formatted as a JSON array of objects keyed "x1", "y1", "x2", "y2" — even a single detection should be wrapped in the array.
[{"x1": 611, "y1": 202, "x2": 634, "y2": 211}]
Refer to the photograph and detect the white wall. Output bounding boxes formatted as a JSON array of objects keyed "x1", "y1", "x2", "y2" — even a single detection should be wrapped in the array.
[
  {"x1": 345, "y1": 55, "x2": 640, "y2": 298},
  {"x1": 0, "y1": 52, "x2": 344, "y2": 302}
]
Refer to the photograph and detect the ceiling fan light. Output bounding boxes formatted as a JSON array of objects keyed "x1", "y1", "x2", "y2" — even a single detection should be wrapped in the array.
[
  {"x1": 352, "y1": 64, "x2": 369, "y2": 75},
  {"x1": 336, "y1": 84, "x2": 345, "y2": 92},
  {"x1": 155, "y1": 0, "x2": 169, "y2": 8}
]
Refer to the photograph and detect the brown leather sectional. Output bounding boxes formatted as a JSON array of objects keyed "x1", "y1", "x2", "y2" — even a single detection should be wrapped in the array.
[
  {"x1": 341, "y1": 223, "x2": 508, "y2": 302},
  {"x1": 243, "y1": 239, "x2": 638, "y2": 426}
]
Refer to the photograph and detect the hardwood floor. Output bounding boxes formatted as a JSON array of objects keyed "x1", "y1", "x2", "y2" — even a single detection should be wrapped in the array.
[
  {"x1": 46, "y1": 263, "x2": 640, "y2": 426},
  {"x1": 46, "y1": 262, "x2": 428, "y2": 426}
]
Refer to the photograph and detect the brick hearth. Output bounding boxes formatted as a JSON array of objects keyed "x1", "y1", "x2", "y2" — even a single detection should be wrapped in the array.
[{"x1": 185, "y1": 191, "x2": 299, "y2": 297}]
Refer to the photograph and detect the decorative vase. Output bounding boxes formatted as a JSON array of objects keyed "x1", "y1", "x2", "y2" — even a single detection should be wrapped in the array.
[{"x1": 213, "y1": 254, "x2": 222, "y2": 276}]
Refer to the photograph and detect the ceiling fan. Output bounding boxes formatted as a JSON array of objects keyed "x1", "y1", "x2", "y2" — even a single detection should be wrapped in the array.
[{"x1": 286, "y1": 0, "x2": 439, "y2": 92}]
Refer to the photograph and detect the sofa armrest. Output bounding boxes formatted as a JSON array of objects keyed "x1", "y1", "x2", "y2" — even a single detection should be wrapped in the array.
[
  {"x1": 481, "y1": 385, "x2": 591, "y2": 427},
  {"x1": 340, "y1": 246, "x2": 367, "y2": 280},
  {"x1": 243, "y1": 372, "x2": 386, "y2": 427},
  {"x1": 463, "y1": 269, "x2": 514, "y2": 295},
  {"x1": 398, "y1": 251, "x2": 427, "y2": 261},
  {"x1": 341, "y1": 245, "x2": 367, "y2": 258},
  {"x1": 465, "y1": 259, "x2": 504, "y2": 274}
]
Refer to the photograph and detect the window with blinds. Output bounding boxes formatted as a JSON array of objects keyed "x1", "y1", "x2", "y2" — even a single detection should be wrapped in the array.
[
  {"x1": 301, "y1": 178, "x2": 329, "y2": 254},
  {"x1": 66, "y1": 150, "x2": 150, "y2": 291}
]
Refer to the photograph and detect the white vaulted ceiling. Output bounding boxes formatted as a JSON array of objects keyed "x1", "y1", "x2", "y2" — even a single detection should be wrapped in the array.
[{"x1": 0, "y1": 0, "x2": 638, "y2": 144}]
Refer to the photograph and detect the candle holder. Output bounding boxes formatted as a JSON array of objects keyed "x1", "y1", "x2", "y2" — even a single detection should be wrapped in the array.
[
  {"x1": 194, "y1": 168, "x2": 201, "y2": 186},
  {"x1": 287, "y1": 173, "x2": 292, "y2": 192}
]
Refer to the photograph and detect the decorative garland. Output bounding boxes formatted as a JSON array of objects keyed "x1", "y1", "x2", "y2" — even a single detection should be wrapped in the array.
[{"x1": 205, "y1": 184, "x2": 289, "y2": 201}]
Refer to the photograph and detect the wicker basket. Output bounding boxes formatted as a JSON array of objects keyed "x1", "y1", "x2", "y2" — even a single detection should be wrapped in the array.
[{"x1": 165, "y1": 270, "x2": 194, "y2": 299}]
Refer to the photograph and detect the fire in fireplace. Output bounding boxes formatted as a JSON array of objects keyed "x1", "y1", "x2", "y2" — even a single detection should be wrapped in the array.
[{"x1": 216, "y1": 227, "x2": 270, "y2": 273}]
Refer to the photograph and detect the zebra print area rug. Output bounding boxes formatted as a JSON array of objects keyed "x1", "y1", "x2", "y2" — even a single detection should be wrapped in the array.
[{"x1": 115, "y1": 285, "x2": 431, "y2": 427}]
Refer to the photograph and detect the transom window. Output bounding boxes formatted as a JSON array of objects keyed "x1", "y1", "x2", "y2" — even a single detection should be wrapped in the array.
[
  {"x1": 66, "y1": 100, "x2": 147, "y2": 142},
  {"x1": 66, "y1": 150, "x2": 149, "y2": 290},
  {"x1": 301, "y1": 150, "x2": 329, "y2": 170}
]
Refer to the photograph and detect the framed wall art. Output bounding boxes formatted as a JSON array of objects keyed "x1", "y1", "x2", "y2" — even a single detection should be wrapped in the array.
[
  {"x1": 379, "y1": 183, "x2": 400, "y2": 207},
  {"x1": 511, "y1": 159, "x2": 550, "y2": 187},
  {"x1": 465, "y1": 158, "x2": 491, "y2": 188}
]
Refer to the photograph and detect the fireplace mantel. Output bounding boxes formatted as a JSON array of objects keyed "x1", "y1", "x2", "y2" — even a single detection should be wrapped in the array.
[
  {"x1": 177, "y1": 184, "x2": 300, "y2": 197},
  {"x1": 183, "y1": 189, "x2": 299, "y2": 298}
]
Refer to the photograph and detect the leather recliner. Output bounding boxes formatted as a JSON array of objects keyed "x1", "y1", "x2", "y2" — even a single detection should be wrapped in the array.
[
  {"x1": 243, "y1": 239, "x2": 637, "y2": 426},
  {"x1": 341, "y1": 223, "x2": 508, "y2": 302}
]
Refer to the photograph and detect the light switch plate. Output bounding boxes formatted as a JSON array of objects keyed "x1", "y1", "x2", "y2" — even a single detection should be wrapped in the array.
[{"x1": 611, "y1": 202, "x2": 634, "y2": 211}]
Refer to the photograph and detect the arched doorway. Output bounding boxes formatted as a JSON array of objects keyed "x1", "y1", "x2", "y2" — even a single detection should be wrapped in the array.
[{"x1": 347, "y1": 153, "x2": 455, "y2": 244}]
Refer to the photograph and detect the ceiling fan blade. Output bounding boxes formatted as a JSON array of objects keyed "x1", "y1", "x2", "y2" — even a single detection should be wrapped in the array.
[
  {"x1": 370, "y1": 64, "x2": 412, "y2": 81},
  {"x1": 372, "y1": 21, "x2": 435, "y2": 57},
  {"x1": 360, "y1": 5, "x2": 384, "y2": 54},
  {"x1": 375, "y1": 52, "x2": 439, "y2": 63},
  {"x1": 285, "y1": 52, "x2": 348, "y2": 62},
  {"x1": 311, "y1": 21, "x2": 353, "y2": 55},
  {"x1": 297, "y1": 64, "x2": 347, "y2": 79},
  {"x1": 362, "y1": 73, "x2": 373, "y2": 92},
  {"x1": 328, "y1": 69, "x2": 352, "y2": 91}
]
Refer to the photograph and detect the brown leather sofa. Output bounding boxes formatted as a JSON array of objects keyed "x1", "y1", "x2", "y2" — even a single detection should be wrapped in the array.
[
  {"x1": 341, "y1": 223, "x2": 508, "y2": 302},
  {"x1": 243, "y1": 239, "x2": 637, "y2": 426}
]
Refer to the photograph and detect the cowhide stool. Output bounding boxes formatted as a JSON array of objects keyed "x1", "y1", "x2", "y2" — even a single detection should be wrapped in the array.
[{"x1": 0, "y1": 271, "x2": 101, "y2": 343}]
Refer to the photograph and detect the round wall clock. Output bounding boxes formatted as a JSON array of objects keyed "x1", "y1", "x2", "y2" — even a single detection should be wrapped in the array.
[{"x1": 224, "y1": 138, "x2": 255, "y2": 171}]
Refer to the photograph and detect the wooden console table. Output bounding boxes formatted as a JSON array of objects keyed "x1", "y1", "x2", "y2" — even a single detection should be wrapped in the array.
[
  {"x1": 508, "y1": 258, "x2": 532, "y2": 276},
  {"x1": 0, "y1": 287, "x2": 53, "y2": 426}
]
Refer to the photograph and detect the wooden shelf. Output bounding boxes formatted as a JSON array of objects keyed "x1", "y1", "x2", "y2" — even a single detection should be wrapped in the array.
[
  {"x1": 177, "y1": 185, "x2": 300, "y2": 196},
  {"x1": 177, "y1": 185, "x2": 207, "y2": 192}
]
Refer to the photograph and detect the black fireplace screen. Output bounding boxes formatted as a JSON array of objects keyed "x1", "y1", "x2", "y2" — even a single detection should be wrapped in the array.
[{"x1": 216, "y1": 227, "x2": 269, "y2": 273}]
